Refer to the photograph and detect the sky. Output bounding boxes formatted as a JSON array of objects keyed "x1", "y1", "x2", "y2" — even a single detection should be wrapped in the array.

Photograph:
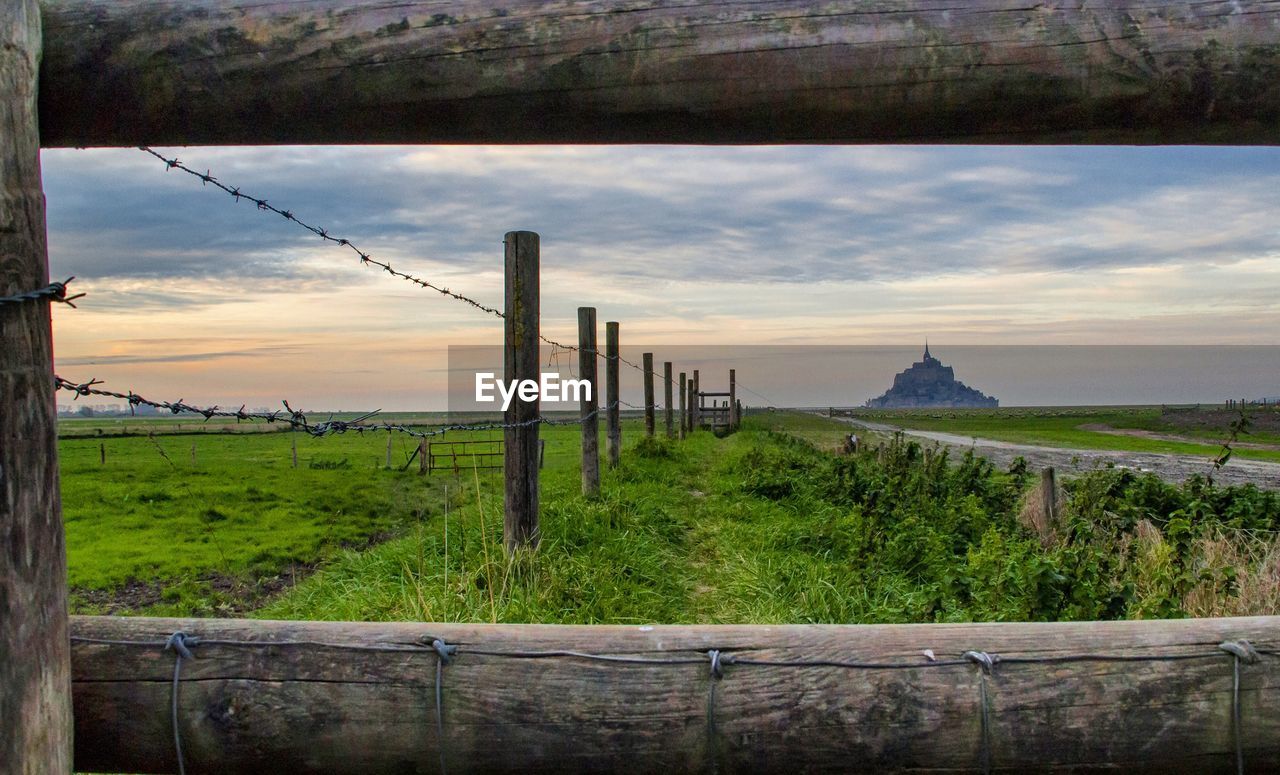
[{"x1": 40, "y1": 145, "x2": 1280, "y2": 411}]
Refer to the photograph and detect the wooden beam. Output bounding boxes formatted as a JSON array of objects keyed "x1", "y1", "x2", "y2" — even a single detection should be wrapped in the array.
[
  {"x1": 69, "y1": 614, "x2": 1280, "y2": 773},
  {"x1": 36, "y1": 1, "x2": 1280, "y2": 147},
  {"x1": 1, "y1": 0, "x2": 73, "y2": 771}
]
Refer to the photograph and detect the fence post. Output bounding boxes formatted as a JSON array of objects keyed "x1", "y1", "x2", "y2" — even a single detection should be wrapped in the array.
[
  {"x1": 606, "y1": 321, "x2": 621, "y2": 468},
  {"x1": 1040, "y1": 467, "x2": 1058, "y2": 531},
  {"x1": 643, "y1": 352, "x2": 655, "y2": 437},
  {"x1": 692, "y1": 370, "x2": 700, "y2": 430},
  {"x1": 578, "y1": 307, "x2": 599, "y2": 495},
  {"x1": 1, "y1": 1, "x2": 73, "y2": 770},
  {"x1": 729, "y1": 368, "x2": 737, "y2": 430},
  {"x1": 291, "y1": 432, "x2": 299, "y2": 468},
  {"x1": 663, "y1": 361, "x2": 674, "y2": 438},
  {"x1": 385, "y1": 432, "x2": 392, "y2": 468},
  {"x1": 418, "y1": 439, "x2": 428, "y2": 474},
  {"x1": 678, "y1": 371, "x2": 687, "y2": 440},
  {"x1": 503, "y1": 230, "x2": 540, "y2": 552}
]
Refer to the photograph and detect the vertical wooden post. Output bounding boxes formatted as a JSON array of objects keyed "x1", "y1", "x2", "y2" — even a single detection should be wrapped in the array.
[
  {"x1": 692, "y1": 370, "x2": 700, "y2": 430},
  {"x1": 291, "y1": 432, "x2": 299, "y2": 469},
  {"x1": 99, "y1": 442, "x2": 105, "y2": 465},
  {"x1": 418, "y1": 439, "x2": 428, "y2": 474},
  {"x1": 678, "y1": 371, "x2": 687, "y2": 440},
  {"x1": 606, "y1": 322, "x2": 621, "y2": 468},
  {"x1": 504, "y1": 231, "x2": 540, "y2": 552},
  {"x1": 663, "y1": 362, "x2": 674, "y2": 438},
  {"x1": 643, "y1": 352, "x2": 655, "y2": 437},
  {"x1": 729, "y1": 369, "x2": 737, "y2": 430},
  {"x1": 1040, "y1": 467, "x2": 1058, "y2": 532},
  {"x1": 578, "y1": 307, "x2": 599, "y2": 496},
  {"x1": 385, "y1": 432, "x2": 393, "y2": 468},
  {"x1": 1, "y1": 1, "x2": 73, "y2": 770}
]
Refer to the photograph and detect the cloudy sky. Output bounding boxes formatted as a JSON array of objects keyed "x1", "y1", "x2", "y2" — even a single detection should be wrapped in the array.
[{"x1": 41, "y1": 145, "x2": 1280, "y2": 410}]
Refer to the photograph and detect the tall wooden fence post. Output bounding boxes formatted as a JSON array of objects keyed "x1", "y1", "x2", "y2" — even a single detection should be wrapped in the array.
[
  {"x1": 692, "y1": 370, "x2": 700, "y2": 430},
  {"x1": 643, "y1": 352, "x2": 655, "y2": 437},
  {"x1": 606, "y1": 322, "x2": 621, "y2": 468},
  {"x1": 1, "y1": 1, "x2": 73, "y2": 769},
  {"x1": 504, "y1": 231, "x2": 540, "y2": 552},
  {"x1": 729, "y1": 368, "x2": 737, "y2": 430},
  {"x1": 678, "y1": 371, "x2": 687, "y2": 440},
  {"x1": 663, "y1": 361, "x2": 674, "y2": 438},
  {"x1": 578, "y1": 307, "x2": 600, "y2": 496}
]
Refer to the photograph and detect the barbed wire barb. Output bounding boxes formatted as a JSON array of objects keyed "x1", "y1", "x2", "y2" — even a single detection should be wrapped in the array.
[{"x1": 0, "y1": 277, "x2": 85, "y2": 309}]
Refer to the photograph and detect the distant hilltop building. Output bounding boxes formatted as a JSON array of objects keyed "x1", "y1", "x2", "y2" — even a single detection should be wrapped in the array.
[{"x1": 866, "y1": 344, "x2": 998, "y2": 408}]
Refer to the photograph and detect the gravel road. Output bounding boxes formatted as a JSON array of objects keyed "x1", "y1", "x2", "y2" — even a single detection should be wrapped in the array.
[{"x1": 829, "y1": 415, "x2": 1280, "y2": 490}]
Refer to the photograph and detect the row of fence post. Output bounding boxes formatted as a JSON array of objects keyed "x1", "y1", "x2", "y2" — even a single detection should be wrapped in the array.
[{"x1": 503, "y1": 230, "x2": 746, "y2": 553}]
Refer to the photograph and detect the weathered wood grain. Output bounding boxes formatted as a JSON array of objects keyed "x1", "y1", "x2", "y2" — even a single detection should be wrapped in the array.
[
  {"x1": 503, "y1": 230, "x2": 538, "y2": 551},
  {"x1": 1, "y1": 1, "x2": 73, "y2": 772},
  {"x1": 35, "y1": 0, "x2": 1280, "y2": 147},
  {"x1": 69, "y1": 615, "x2": 1280, "y2": 773}
]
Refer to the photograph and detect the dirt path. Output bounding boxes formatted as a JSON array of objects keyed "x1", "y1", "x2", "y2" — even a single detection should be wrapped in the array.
[{"x1": 831, "y1": 416, "x2": 1280, "y2": 490}]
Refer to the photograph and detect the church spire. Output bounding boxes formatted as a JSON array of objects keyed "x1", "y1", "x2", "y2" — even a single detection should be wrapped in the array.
[{"x1": 923, "y1": 339, "x2": 931, "y2": 360}]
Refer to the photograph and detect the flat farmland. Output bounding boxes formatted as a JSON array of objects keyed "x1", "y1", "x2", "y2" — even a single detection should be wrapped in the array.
[{"x1": 844, "y1": 405, "x2": 1280, "y2": 463}]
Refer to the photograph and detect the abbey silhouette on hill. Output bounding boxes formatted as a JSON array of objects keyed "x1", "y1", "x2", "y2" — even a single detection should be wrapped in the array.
[{"x1": 866, "y1": 343, "x2": 998, "y2": 408}]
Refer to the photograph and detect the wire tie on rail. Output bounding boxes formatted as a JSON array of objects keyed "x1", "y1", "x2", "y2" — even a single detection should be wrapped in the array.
[
  {"x1": 1220, "y1": 640, "x2": 1257, "y2": 775},
  {"x1": 429, "y1": 639, "x2": 458, "y2": 775},
  {"x1": 964, "y1": 651, "x2": 996, "y2": 775},
  {"x1": 705, "y1": 650, "x2": 736, "y2": 771},
  {"x1": 163, "y1": 632, "x2": 198, "y2": 775}
]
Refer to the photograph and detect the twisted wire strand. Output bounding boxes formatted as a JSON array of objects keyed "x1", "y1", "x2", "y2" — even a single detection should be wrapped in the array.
[
  {"x1": 0, "y1": 277, "x2": 84, "y2": 308},
  {"x1": 55, "y1": 375, "x2": 614, "y2": 439}
]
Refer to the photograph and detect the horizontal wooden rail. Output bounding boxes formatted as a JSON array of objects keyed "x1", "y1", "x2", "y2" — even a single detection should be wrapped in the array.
[
  {"x1": 37, "y1": 1, "x2": 1280, "y2": 147},
  {"x1": 71, "y1": 615, "x2": 1280, "y2": 773}
]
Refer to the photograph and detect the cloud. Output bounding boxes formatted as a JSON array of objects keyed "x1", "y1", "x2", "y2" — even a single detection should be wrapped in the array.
[{"x1": 38, "y1": 145, "x2": 1280, "y2": 408}]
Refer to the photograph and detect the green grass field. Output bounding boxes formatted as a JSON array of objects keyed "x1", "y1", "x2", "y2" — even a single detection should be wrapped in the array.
[
  {"x1": 847, "y1": 406, "x2": 1280, "y2": 463},
  {"x1": 61, "y1": 420, "x2": 517, "y2": 614},
  {"x1": 61, "y1": 411, "x2": 1280, "y2": 623}
]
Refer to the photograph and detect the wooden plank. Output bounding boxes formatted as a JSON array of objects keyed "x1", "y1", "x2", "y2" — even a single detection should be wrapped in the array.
[
  {"x1": 69, "y1": 614, "x2": 1280, "y2": 774},
  {"x1": 36, "y1": 1, "x2": 1280, "y2": 147},
  {"x1": 1, "y1": 1, "x2": 73, "y2": 771},
  {"x1": 579, "y1": 306, "x2": 599, "y2": 496},
  {"x1": 605, "y1": 322, "x2": 620, "y2": 468},
  {"x1": 503, "y1": 230, "x2": 539, "y2": 551}
]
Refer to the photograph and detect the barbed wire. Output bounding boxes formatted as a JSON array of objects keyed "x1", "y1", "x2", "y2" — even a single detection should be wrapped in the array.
[
  {"x1": 0, "y1": 277, "x2": 84, "y2": 309},
  {"x1": 55, "y1": 375, "x2": 614, "y2": 439},
  {"x1": 70, "y1": 632, "x2": 1269, "y2": 775},
  {"x1": 140, "y1": 148, "x2": 505, "y2": 319},
  {"x1": 734, "y1": 381, "x2": 776, "y2": 408},
  {"x1": 140, "y1": 148, "x2": 665, "y2": 373},
  {"x1": 138, "y1": 144, "x2": 757, "y2": 409}
]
